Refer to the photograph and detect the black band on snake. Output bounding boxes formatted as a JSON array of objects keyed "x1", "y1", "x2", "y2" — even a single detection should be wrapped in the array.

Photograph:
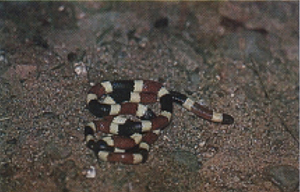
[{"x1": 84, "y1": 80, "x2": 234, "y2": 164}]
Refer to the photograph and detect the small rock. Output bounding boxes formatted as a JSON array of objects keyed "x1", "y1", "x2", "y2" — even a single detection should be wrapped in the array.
[
  {"x1": 263, "y1": 165, "x2": 299, "y2": 192},
  {"x1": 74, "y1": 61, "x2": 87, "y2": 76},
  {"x1": 83, "y1": 166, "x2": 96, "y2": 178},
  {"x1": 138, "y1": 37, "x2": 148, "y2": 48},
  {"x1": 44, "y1": 141, "x2": 72, "y2": 160},
  {"x1": 170, "y1": 151, "x2": 200, "y2": 172}
]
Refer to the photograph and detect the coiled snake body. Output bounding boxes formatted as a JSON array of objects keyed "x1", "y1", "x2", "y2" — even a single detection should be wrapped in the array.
[{"x1": 85, "y1": 80, "x2": 234, "y2": 164}]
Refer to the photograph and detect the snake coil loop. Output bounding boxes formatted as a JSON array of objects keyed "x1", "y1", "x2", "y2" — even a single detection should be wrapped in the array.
[{"x1": 85, "y1": 80, "x2": 234, "y2": 164}]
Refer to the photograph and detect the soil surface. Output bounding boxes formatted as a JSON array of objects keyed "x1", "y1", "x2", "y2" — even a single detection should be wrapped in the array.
[{"x1": 0, "y1": 2, "x2": 298, "y2": 192}]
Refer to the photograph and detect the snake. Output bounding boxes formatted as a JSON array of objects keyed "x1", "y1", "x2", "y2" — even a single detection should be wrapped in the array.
[{"x1": 84, "y1": 80, "x2": 234, "y2": 164}]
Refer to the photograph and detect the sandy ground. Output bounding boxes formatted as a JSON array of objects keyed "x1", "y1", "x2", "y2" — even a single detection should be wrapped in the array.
[{"x1": 0, "y1": 2, "x2": 298, "y2": 192}]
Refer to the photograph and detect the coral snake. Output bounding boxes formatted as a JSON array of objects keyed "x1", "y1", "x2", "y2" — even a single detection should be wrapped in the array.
[{"x1": 85, "y1": 80, "x2": 234, "y2": 164}]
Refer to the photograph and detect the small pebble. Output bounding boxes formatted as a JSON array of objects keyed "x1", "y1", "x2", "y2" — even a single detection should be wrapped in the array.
[
  {"x1": 138, "y1": 37, "x2": 148, "y2": 48},
  {"x1": 84, "y1": 166, "x2": 96, "y2": 178},
  {"x1": 263, "y1": 165, "x2": 299, "y2": 192},
  {"x1": 198, "y1": 140, "x2": 206, "y2": 148},
  {"x1": 170, "y1": 151, "x2": 199, "y2": 172},
  {"x1": 74, "y1": 61, "x2": 87, "y2": 76}
]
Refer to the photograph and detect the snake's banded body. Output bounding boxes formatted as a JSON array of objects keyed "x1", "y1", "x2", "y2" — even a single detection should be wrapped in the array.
[{"x1": 85, "y1": 80, "x2": 234, "y2": 164}]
